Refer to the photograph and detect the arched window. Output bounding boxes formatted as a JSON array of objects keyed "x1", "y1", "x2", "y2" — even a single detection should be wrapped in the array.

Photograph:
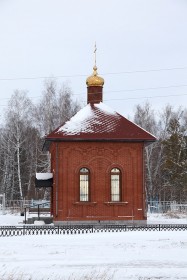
[
  {"x1": 79, "y1": 168, "x2": 90, "y2": 201},
  {"x1": 111, "y1": 168, "x2": 121, "y2": 202}
]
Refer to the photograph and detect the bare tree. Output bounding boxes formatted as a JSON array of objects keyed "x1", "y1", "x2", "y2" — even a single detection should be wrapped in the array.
[
  {"x1": 33, "y1": 80, "x2": 81, "y2": 198},
  {"x1": 134, "y1": 102, "x2": 160, "y2": 201},
  {"x1": 34, "y1": 79, "x2": 81, "y2": 136},
  {"x1": 2, "y1": 90, "x2": 34, "y2": 200}
]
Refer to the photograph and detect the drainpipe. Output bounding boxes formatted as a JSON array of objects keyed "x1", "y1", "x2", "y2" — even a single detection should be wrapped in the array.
[
  {"x1": 56, "y1": 142, "x2": 59, "y2": 217},
  {"x1": 142, "y1": 144, "x2": 146, "y2": 218}
]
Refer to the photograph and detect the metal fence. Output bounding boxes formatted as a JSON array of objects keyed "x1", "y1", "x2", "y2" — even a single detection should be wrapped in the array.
[
  {"x1": 2, "y1": 200, "x2": 187, "y2": 214},
  {"x1": 148, "y1": 201, "x2": 187, "y2": 213},
  {"x1": 1, "y1": 199, "x2": 50, "y2": 214},
  {"x1": 0, "y1": 224, "x2": 187, "y2": 237}
]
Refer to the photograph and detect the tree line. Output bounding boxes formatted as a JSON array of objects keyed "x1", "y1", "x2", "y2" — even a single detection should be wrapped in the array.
[
  {"x1": 134, "y1": 103, "x2": 187, "y2": 203},
  {"x1": 0, "y1": 80, "x2": 186, "y2": 203},
  {"x1": 0, "y1": 80, "x2": 80, "y2": 201}
]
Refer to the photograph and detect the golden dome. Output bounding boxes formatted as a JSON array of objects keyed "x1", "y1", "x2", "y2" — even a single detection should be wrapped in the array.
[{"x1": 86, "y1": 65, "x2": 104, "y2": 87}]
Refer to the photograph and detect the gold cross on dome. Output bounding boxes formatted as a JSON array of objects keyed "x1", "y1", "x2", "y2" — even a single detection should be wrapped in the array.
[{"x1": 94, "y1": 42, "x2": 97, "y2": 66}]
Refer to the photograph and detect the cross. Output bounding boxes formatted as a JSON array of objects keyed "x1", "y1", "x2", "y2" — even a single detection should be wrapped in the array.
[{"x1": 94, "y1": 42, "x2": 97, "y2": 66}]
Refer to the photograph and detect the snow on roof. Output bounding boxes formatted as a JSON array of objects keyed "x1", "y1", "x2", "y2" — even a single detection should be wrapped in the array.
[
  {"x1": 57, "y1": 103, "x2": 119, "y2": 135},
  {"x1": 57, "y1": 104, "x2": 94, "y2": 135},
  {"x1": 94, "y1": 102, "x2": 117, "y2": 115},
  {"x1": 44, "y1": 102, "x2": 156, "y2": 145},
  {"x1": 36, "y1": 173, "x2": 53, "y2": 180}
]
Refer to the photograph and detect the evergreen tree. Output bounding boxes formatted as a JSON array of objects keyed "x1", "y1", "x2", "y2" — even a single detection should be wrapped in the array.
[{"x1": 161, "y1": 110, "x2": 187, "y2": 202}]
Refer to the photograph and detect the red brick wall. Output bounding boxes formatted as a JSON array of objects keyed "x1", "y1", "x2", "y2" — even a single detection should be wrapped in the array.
[
  {"x1": 87, "y1": 86, "x2": 103, "y2": 104},
  {"x1": 50, "y1": 141, "x2": 146, "y2": 222}
]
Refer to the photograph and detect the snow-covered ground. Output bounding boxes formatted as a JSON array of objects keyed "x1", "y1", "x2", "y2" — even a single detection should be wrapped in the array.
[
  {"x1": 0, "y1": 212, "x2": 187, "y2": 280},
  {"x1": 0, "y1": 212, "x2": 49, "y2": 226},
  {"x1": 0, "y1": 211, "x2": 187, "y2": 226},
  {"x1": 147, "y1": 212, "x2": 187, "y2": 224}
]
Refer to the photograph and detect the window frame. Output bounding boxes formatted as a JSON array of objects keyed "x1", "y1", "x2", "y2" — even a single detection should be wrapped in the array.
[
  {"x1": 79, "y1": 167, "x2": 90, "y2": 202},
  {"x1": 110, "y1": 168, "x2": 121, "y2": 202}
]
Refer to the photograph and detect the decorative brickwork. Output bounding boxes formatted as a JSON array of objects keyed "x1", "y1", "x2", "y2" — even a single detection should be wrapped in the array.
[{"x1": 50, "y1": 141, "x2": 146, "y2": 224}]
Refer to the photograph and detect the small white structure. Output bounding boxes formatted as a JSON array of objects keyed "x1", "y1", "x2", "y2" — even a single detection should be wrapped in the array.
[
  {"x1": 36, "y1": 173, "x2": 53, "y2": 180},
  {"x1": 34, "y1": 220, "x2": 45, "y2": 225},
  {"x1": 35, "y1": 173, "x2": 53, "y2": 188}
]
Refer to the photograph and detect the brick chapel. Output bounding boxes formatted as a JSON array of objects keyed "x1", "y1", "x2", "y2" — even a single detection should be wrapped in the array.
[{"x1": 43, "y1": 58, "x2": 156, "y2": 225}]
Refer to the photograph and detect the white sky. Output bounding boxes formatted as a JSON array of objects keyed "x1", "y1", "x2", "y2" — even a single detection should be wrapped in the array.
[{"x1": 0, "y1": 0, "x2": 187, "y2": 120}]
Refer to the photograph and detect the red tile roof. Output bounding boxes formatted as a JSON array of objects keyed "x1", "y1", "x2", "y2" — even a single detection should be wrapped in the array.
[{"x1": 44, "y1": 103, "x2": 156, "y2": 149}]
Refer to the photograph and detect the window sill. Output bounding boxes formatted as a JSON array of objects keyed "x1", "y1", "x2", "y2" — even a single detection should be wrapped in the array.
[
  {"x1": 104, "y1": 202, "x2": 129, "y2": 206},
  {"x1": 73, "y1": 202, "x2": 97, "y2": 206}
]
